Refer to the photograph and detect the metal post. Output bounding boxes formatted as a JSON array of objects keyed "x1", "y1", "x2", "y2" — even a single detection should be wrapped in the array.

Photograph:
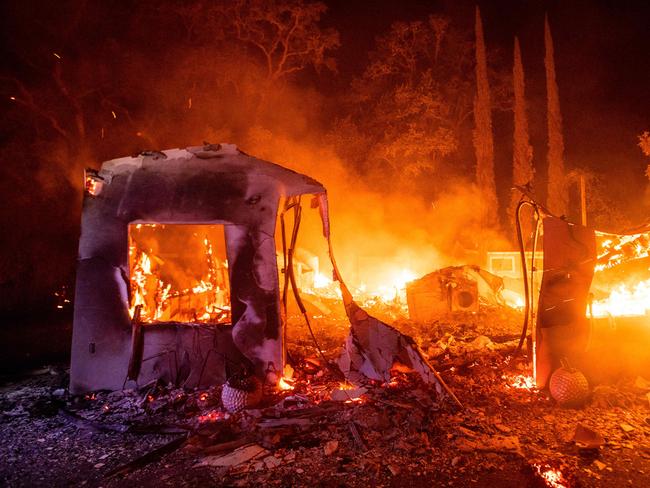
[{"x1": 580, "y1": 175, "x2": 587, "y2": 226}]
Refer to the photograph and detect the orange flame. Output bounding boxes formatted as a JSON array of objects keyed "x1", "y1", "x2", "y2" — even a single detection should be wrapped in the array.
[
  {"x1": 591, "y1": 278, "x2": 650, "y2": 318},
  {"x1": 278, "y1": 377, "x2": 295, "y2": 391},
  {"x1": 128, "y1": 225, "x2": 231, "y2": 325}
]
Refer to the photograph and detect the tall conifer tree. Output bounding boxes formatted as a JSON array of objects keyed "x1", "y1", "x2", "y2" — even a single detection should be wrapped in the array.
[
  {"x1": 473, "y1": 6, "x2": 499, "y2": 228},
  {"x1": 511, "y1": 37, "x2": 534, "y2": 232},
  {"x1": 545, "y1": 15, "x2": 568, "y2": 216}
]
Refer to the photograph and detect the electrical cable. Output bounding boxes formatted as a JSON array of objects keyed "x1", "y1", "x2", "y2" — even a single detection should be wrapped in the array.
[
  {"x1": 284, "y1": 198, "x2": 342, "y2": 378},
  {"x1": 514, "y1": 199, "x2": 541, "y2": 357}
]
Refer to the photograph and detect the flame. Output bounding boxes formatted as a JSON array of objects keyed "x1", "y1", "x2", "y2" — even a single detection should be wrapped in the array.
[
  {"x1": 533, "y1": 464, "x2": 568, "y2": 488},
  {"x1": 128, "y1": 225, "x2": 231, "y2": 325},
  {"x1": 505, "y1": 374, "x2": 536, "y2": 390},
  {"x1": 278, "y1": 377, "x2": 295, "y2": 391},
  {"x1": 594, "y1": 231, "x2": 650, "y2": 272},
  {"x1": 313, "y1": 272, "x2": 332, "y2": 289},
  {"x1": 588, "y1": 230, "x2": 650, "y2": 318},
  {"x1": 371, "y1": 268, "x2": 417, "y2": 302},
  {"x1": 591, "y1": 278, "x2": 650, "y2": 317},
  {"x1": 501, "y1": 289, "x2": 525, "y2": 309}
]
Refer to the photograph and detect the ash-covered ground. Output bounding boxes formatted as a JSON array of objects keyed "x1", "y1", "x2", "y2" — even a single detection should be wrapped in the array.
[{"x1": 2, "y1": 307, "x2": 650, "y2": 488}]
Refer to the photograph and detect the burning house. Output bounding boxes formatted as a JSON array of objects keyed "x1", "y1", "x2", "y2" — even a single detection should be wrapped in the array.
[{"x1": 69, "y1": 144, "x2": 326, "y2": 394}]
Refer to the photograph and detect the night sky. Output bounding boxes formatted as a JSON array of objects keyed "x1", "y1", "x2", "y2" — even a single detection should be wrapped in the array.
[
  {"x1": 324, "y1": 0, "x2": 650, "y2": 197},
  {"x1": 2, "y1": 0, "x2": 649, "y2": 186}
]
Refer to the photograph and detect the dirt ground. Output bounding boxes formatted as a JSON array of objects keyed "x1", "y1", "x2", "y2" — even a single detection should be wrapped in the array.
[{"x1": 2, "y1": 307, "x2": 650, "y2": 488}]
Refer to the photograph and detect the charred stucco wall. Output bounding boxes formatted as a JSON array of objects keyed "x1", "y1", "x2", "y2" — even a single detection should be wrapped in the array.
[{"x1": 70, "y1": 145, "x2": 325, "y2": 394}]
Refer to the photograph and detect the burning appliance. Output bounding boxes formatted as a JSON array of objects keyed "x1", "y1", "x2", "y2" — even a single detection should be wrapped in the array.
[
  {"x1": 69, "y1": 144, "x2": 326, "y2": 394},
  {"x1": 405, "y1": 265, "x2": 504, "y2": 321}
]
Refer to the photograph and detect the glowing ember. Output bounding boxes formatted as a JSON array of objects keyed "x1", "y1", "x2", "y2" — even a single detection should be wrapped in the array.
[
  {"x1": 533, "y1": 464, "x2": 568, "y2": 488},
  {"x1": 344, "y1": 396, "x2": 364, "y2": 404},
  {"x1": 505, "y1": 374, "x2": 537, "y2": 390},
  {"x1": 334, "y1": 382, "x2": 365, "y2": 403},
  {"x1": 198, "y1": 410, "x2": 227, "y2": 423},
  {"x1": 84, "y1": 174, "x2": 103, "y2": 196}
]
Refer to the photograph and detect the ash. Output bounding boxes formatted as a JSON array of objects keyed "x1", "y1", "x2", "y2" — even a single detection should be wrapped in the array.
[{"x1": 2, "y1": 309, "x2": 650, "y2": 488}]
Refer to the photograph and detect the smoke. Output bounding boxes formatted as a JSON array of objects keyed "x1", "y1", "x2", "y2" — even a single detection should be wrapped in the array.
[
  {"x1": 0, "y1": 0, "x2": 515, "y2": 311},
  {"x1": 236, "y1": 124, "x2": 509, "y2": 288}
]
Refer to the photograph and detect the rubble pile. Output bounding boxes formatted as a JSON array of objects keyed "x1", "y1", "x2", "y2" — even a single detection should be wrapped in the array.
[{"x1": 2, "y1": 310, "x2": 650, "y2": 487}]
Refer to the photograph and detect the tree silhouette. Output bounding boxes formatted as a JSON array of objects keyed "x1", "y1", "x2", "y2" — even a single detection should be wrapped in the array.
[
  {"x1": 545, "y1": 15, "x2": 568, "y2": 216},
  {"x1": 510, "y1": 36, "x2": 534, "y2": 235},
  {"x1": 337, "y1": 16, "x2": 476, "y2": 187},
  {"x1": 473, "y1": 6, "x2": 499, "y2": 228},
  {"x1": 166, "y1": 0, "x2": 339, "y2": 82}
]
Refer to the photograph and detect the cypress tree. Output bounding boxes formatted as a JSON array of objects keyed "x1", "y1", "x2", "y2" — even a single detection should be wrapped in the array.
[
  {"x1": 510, "y1": 36, "x2": 534, "y2": 233},
  {"x1": 473, "y1": 6, "x2": 499, "y2": 228},
  {"x1": 545, "y1": 15, "x2": 568, "y2": 216}
]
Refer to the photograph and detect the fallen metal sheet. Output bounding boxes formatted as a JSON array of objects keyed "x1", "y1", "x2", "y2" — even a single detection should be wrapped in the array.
[
  {"x1": 312, "y1": 193, "x2": 459, "y2": 406},
  {"x1": 336, "y1": 288, "x2": 445, "y2": 397}
]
